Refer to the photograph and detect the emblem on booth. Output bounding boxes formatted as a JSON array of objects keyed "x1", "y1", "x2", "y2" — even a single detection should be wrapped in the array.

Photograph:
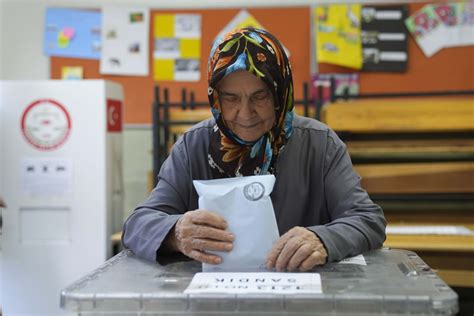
[{"x1": 21, "y1": 99, "x2": 72, "y2": 151}]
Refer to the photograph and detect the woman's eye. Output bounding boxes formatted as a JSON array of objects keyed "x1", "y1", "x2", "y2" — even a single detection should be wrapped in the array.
[
  {"x1": 224, "y1": 96, "x2": 239, "y2": 103},
  {"x1": 252, "y1": 91, "x2": 270, "y2": 102}
]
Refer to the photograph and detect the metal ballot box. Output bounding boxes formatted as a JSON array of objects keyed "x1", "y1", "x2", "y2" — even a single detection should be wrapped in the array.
[{"x1": 60, "y1": 249, "x2": 458, "y2": 315}]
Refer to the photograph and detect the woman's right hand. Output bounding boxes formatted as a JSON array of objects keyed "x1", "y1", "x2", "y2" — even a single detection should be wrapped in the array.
[{"x1": 167, "y1": 209, "x2": 235, "y2": 264}]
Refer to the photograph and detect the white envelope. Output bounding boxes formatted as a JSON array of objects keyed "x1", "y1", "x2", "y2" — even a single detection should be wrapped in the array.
[{"x1": 193, "y1": 175, "x2": 279, "y2": 272}]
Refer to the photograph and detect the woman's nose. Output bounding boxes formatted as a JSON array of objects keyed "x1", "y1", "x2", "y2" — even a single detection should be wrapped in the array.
[{"x1": 237, "y1": 100, "x2": 255, "y2": 118}]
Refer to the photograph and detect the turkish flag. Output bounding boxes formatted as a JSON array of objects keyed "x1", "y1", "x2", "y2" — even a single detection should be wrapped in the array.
[{"x1": 107, "y1": 99, "x2": 122, "y2": 132}]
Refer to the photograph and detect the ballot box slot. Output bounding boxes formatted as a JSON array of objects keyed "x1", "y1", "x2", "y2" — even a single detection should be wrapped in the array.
[{"x1": 397, "y1": 262, "x2": 418, "y2": 277}]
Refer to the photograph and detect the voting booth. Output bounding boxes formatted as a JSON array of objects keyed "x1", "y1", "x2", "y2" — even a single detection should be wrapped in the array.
[
  {"x1": 60, "y1": 249, "x2": 458, "y2": 315},
  {"x1": 0, "y1": 80, "x2": 124, "y2": 316}
]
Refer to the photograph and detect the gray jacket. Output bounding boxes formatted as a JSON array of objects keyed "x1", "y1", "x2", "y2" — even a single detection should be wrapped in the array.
[{"x1": 122, "y1": 115, "x2": 386, "y2": 262}]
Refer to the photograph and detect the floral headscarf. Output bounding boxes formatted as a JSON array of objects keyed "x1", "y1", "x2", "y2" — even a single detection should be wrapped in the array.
[{"x1": 207, "y1": 27, "x2": 294, "y2": 178}]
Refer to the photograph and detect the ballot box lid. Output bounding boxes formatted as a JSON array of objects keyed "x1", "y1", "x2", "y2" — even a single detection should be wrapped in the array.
[{"x1": 60, "y1": 248, "x2": 458, "y2": 315}]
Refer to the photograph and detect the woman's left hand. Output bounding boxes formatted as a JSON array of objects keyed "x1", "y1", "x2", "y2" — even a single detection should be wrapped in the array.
[{"x1": 266, "y1": 227, "x2": 328, "y2": 272}]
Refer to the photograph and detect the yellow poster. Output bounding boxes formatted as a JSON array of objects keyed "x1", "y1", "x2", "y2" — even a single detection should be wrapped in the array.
[
  {"x1": 215, "y1": 10, "x2": 290, "y2": 57},
  {"x1": 314, "y1": 5, "x2": 362, "y2": 69},
  {"x1": 234, "y1": 12, "x2": 264, "y2": 30},
  {"x1": 61, "y1": 66, "x2": 83, "y2": 80},
  {"x1": 153, "y1": 14, "x2": 201, "y2": 81}
]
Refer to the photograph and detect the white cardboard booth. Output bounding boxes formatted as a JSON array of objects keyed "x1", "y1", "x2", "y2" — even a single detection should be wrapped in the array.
[{"x1": 0, "y1": 80, "x2": 124, "y2": 316}]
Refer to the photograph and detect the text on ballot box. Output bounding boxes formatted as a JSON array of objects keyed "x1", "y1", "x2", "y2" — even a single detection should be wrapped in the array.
[{"x1": 184, "y1": 272, "x2": 322, "y2": 294}]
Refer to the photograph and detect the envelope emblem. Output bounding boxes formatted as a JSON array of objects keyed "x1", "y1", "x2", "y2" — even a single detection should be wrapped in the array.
[{"x1": 244, "y1": 182, "x2": 265, "y2": 201}]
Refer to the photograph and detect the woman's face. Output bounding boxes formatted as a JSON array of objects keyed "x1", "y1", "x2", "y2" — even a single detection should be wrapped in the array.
[{"x1": 217, "y1": 70, "x2": 275, "y2": 142}]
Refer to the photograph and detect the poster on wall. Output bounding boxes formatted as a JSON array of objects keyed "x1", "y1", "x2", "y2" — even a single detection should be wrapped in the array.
[
  {"x1": 405, "y1": 2, "x2": 474, "y2": 58},
  {"x1": 215, "y1": 9, "x2": 264, "y2": 40},
  {"x1": 44, "y1": 8, "x2": 101, "y2": 59},
  {"x1": 434, "y1": 2, "x2": 461, "y2": 48},
  {"x1": 311, "y1": 73, "x2": 359, "y2": 105},
  {"x1": 361, "y1": 5, "x2": 408, "y2": 72},
  {"x1": 214, "y1": 9, "x2": 290, "y2": 57},
  {"x1": 433, "y1": 1, "x2": 474, "y2": 48},
  {"x1": 100, "y1": 6, "x2": 149, "y2": 76},
  {"x1": 405, "y1": 4, "x2": 446, "y2": 57},
  {"x1": 61, "y1": 66, "x2": 83, "y2": 80},
  {"x1": 457, "y1": 1, "x2": 474, "y2": 46},
  {"x1": 153, "y1": 13, "x2": 201, "y2": 81},
  {"x1": 314, "y1": 4, "x2": 363, "y2": 70}
]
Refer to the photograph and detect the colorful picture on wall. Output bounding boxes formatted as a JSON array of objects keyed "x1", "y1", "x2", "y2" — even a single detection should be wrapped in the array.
[
  {"x1": 153, "y1": 13, "x2": 201, "y2": 81},
  {"x1": 405, "y1": 4, "x2": 445, "y2": 57},
  {"x1": 311, "y1": 73, "x2": 359, "y2": 105},
  {"x1": 314, "y1": 4, "x2": 363, "y2": 70},
  {"x1": 44, "y1": 8, "x2": 101, "y2": 59},
  {"x1": 61, "y1": 66, "x2": 83, "y2": 80}
]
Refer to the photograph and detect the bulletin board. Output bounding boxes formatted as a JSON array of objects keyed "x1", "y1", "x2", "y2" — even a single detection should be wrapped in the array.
[
  {"x1": 318, "y1": 3, "x2": 474, "y2": 95},
  {"x1": 51, "y1": 4, "x2": 474, "y2": 125},
  {"x1": 51, "y1": 7, "x2": 311, "y2": 125}
]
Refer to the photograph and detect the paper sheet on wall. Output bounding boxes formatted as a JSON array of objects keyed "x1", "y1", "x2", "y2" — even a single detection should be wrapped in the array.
[
  {"x1": 405, "y1": 5, "x2": 446, "y2": 57},
  {"x1": 314, "y1": 5, "x2": 363, "y2": 69},
  {"x1": 214, "y1": 10, "x2": 290, "y2": 57},
  {"x1": 153, "y1": 14, "x2": 201, "y2": 81},
  {"x1": 406, "y1": 2, "x2": 474, "y2": 57},
  {"x1": 21, "y1": 158, "x2": 72, "y2": 197},
  {"x1": 456, "y1": 1, "x2": 474, "y2": 46},
  {"x1": 440, "y1": 1, "x2": 474, "y2": 47},
  {"x1": 312, "y1": 73, "x2": 359, "y2": 104},
  {"x1": 434, "y1": 3, "x2": 462, "y2": 48},
  {"x1": 184, "y1": 272, "x2": 322, "y2": 294},
  {"x1": 100, "y1": 6, "x2": 149, "y2": 76},
  {"x1": 61, "y1": 66, "x2": 83, "y2": 80},
  {"x1": 44, "y1": 8, "x2": 101, "y2": 59}
]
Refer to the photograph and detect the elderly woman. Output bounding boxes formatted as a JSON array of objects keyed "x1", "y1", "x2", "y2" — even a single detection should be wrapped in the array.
[{"x1": 123, "y1": 28, "x2": 386, "y2": 272}]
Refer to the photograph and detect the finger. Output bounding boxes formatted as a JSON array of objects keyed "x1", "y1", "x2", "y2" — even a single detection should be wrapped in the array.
[
  {"x1": 191, "y1": 238, "x2": 233, "y2": 252},
  {"x1": 187, "y1": 226, "x2": 234, "y2": 242},
  {"x1": 299, "y1": 251, "x2": 326, "y2": 272},
  {"x1": 287, "y1": 243, "x2": 313, "y2": 271},
  {"x1": 275, "y1": 237, "x2": 304, "y2": 272},
  {"x1": 266, "y1": 232, "x2": 294, "y2": 268},
  {"x1": 191, "y1": 210, "x2": 228, "y2": 229},
  {"x1": 189, "y1": 249, "x2": 222, "y2": 265}
]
